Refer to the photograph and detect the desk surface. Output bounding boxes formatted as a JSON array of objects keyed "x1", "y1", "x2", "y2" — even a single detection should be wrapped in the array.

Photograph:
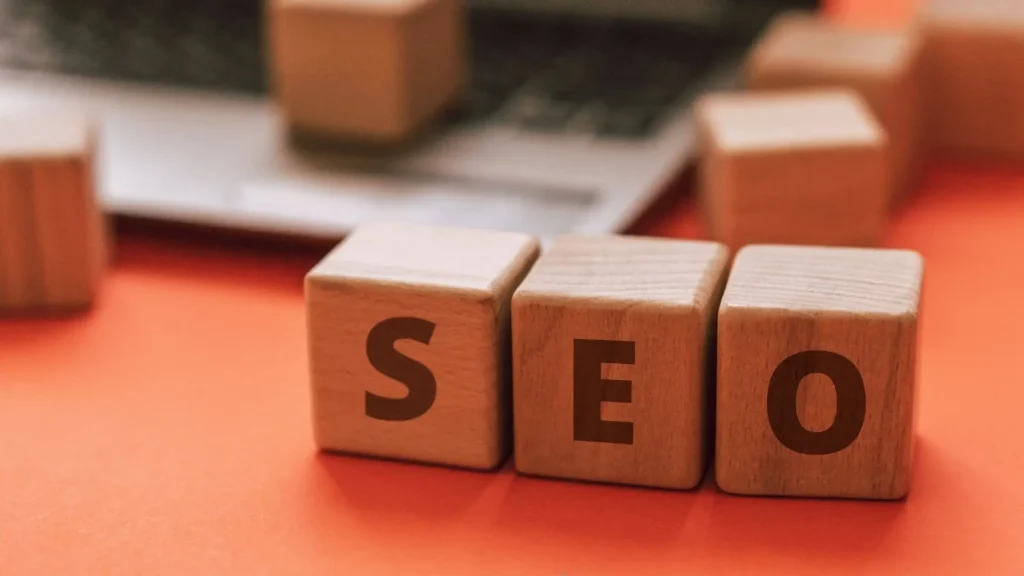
[{"x1": 4, "y1": 2, "x2": 1024, "y2": 573}]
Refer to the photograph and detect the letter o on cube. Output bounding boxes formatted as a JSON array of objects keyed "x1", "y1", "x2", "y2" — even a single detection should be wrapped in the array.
[{"x1": 716, "y1": 245, "x2": 924, "y2": 500}]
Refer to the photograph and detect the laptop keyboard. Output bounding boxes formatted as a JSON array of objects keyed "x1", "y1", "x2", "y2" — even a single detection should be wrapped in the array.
[
  {"x1": 0, "y1": 0, "x2": 761, "y2": 140},
  {"x1": 450, "y1": 10, "x2": 744, "y2": 139},
  {"x1": 0, "y1": 0, "x2": 267, "y2": 92}
]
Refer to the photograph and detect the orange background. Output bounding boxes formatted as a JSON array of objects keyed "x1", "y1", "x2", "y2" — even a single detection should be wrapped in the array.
[{"x1": 3, "y1": 1, "x2": 1024, "y2": 573}]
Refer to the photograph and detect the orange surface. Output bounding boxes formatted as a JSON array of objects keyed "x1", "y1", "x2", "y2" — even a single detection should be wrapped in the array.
[{"x1": 4, "y1": 4, "x2": 1024, "y2": 575}]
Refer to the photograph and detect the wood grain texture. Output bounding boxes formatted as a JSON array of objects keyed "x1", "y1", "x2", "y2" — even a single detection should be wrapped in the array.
[
  {"x1": 746, "y1": 13, "x2": 924, "y2": 205},
  {"x1": 696, "y1": 89, "x2": 889, "y2": 254},
  {"x1": 305, "y1": 222, "x2": 539, "y2": 470},
  {"x1": 511, "y1": 235, "x2": 730, "y2": 490},
  {"x1": 919, "y1": 0, "x2": 1024, "y2": 159},
  {"x1": 267, "y1": 0, "x2": 465, "y2": 143},
  {"x1": 716, "y1": 244, "x2": 924, "y2": 500},
  {"x1": 0, "y1": 114, "x2": 105, "y2": 313}
]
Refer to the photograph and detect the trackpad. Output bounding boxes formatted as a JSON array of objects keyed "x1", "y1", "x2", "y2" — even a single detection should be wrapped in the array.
[{"x1": 238, "y1": 174, "x2": 597, "y2": 237}]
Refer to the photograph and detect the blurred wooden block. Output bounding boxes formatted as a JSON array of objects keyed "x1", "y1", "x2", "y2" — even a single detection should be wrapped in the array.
[
  {"x1": 716, "y1": 245, "x2": 924, "y2": 499},
  {"x1": 305, "y1": 222, "x2": 539, "y2": 470},
  {"x1": 0, "y1": 114, "x2": 106, "y2": 314},
  {"x1": 746, "y1": 13, "x2": 924, "y2": 205},
  {"x1": 267, "y1": 0, "x2": 465, "y2": 143},
  {"x1": 696, "y1": 89, "x2": 889, "y2": 253},
  {"x1": 919, "y1": 0, "x2": 1024, "y2": 158},
  {"x1": 512, "y1": 235, "x2": 730, "y2": 490}
]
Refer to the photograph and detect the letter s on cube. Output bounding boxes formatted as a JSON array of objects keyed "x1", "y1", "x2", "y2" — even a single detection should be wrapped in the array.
[{"x1": 305, "y1": 222, "x2": 540, "y2": 470}]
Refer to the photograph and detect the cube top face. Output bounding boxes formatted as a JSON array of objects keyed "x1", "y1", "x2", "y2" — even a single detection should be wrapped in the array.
[
  {"x1": 308, "y1": 222, "x2": 540, "y2": 302},
  {"x1": 716, "y1": 244, "x2": 924, "y2": 499},
  {"x1": 923, "y1": 0, "x2": 1024, "y2": 29},
  {"x1": 722, "y1": 245, "x2": 924, "y2": 316},
  {"x1": 753, "y1": 15, "x2": 918, "y2": 78},
  {"x1": 0, "y1": 114, "x2": 91, "y2": 161},
  {"x1": 277, "y1": 0, "x2": 431, "y2": 16},
  {"x1": 513, "y1": 235, "x2": 729, "y2": 312},
  {"x1": 697, "y1": 90, "x2": 885, "y2": 155}
]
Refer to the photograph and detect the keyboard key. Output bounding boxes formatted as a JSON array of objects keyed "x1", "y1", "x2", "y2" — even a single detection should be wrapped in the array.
[
  {"x1": 595, "y1": 106, "x2": 660, "y2": 139},
  {"x1": 516, "y1": 100, "x2": 580, "y2": 132},
  {"x1": 502, "y1": 96, "x2": 580, "y2": 132}
]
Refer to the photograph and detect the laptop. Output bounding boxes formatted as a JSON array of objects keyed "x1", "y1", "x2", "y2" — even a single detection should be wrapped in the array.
[{"x1": 0, "y1": 0, "x2": 818, "y2": 242}]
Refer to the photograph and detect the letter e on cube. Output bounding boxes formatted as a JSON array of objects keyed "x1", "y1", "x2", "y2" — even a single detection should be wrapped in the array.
[{"x1": 512, "y1": 235, "x2": 729, "y2": 490}]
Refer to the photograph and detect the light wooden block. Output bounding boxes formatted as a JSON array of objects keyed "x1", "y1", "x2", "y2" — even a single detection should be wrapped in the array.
[
  {"x1": 511, "y1": 235, "x2": 730, "y2": 490},
  {"x1": 746, "y1": 13, "x2": 924, "y2": 205},
  {"x1": 305, "y1": 222, "x2": 539, "y2": 470},
  {"x1": 919, "y1": 0, "x2": 1024, "y2": 159},
  {"x1": 716, "y1": 245, "x2": 924, "y2": 500},
  {"x1": 267, "y1": 0, "x2": 465, "y2": 143},
  {"x1": 696, "y1": 89, "x2": 889, "y2": 253},
  {"x1": 0, "y1": 114, "x2": 105, "y2": 313}
]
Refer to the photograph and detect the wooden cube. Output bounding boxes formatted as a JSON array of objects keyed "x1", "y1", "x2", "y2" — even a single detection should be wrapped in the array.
[
  {"x1": 305, "y1": 222, "x2": 539, "y2": 470},
  {"x1": 267, "y1": 0, "x2": 465, "y2": 143},
  {"x1": 511, "y1": 235, "x2": 730, "y2": 490},
  {"x1": 716, "y1": 245, "x2": 924, "y2": 500},
  {"x1": 746, "y1": 13, "x2": 924, "y2": 205},
  {"x1": 919, "y1": 0, "x2": 1024, "y2": 159},
  {"x1": 0, "y1": 114, "x2": 106, "y2": 313},
  {"x1": 696, "y1": 89, "x2": 889, "y2": 253}
]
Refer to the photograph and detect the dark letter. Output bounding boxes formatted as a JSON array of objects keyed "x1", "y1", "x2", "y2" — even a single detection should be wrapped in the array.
[
  {"x1": 767, "y1": 350, "x2": 866, "y2": 455},
  {"x1": 573, "y1": 339, "x2": 635, "y2": 445},
  {"x1": 365, "y1": 317, "x2": 437, "y2": 421}
]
